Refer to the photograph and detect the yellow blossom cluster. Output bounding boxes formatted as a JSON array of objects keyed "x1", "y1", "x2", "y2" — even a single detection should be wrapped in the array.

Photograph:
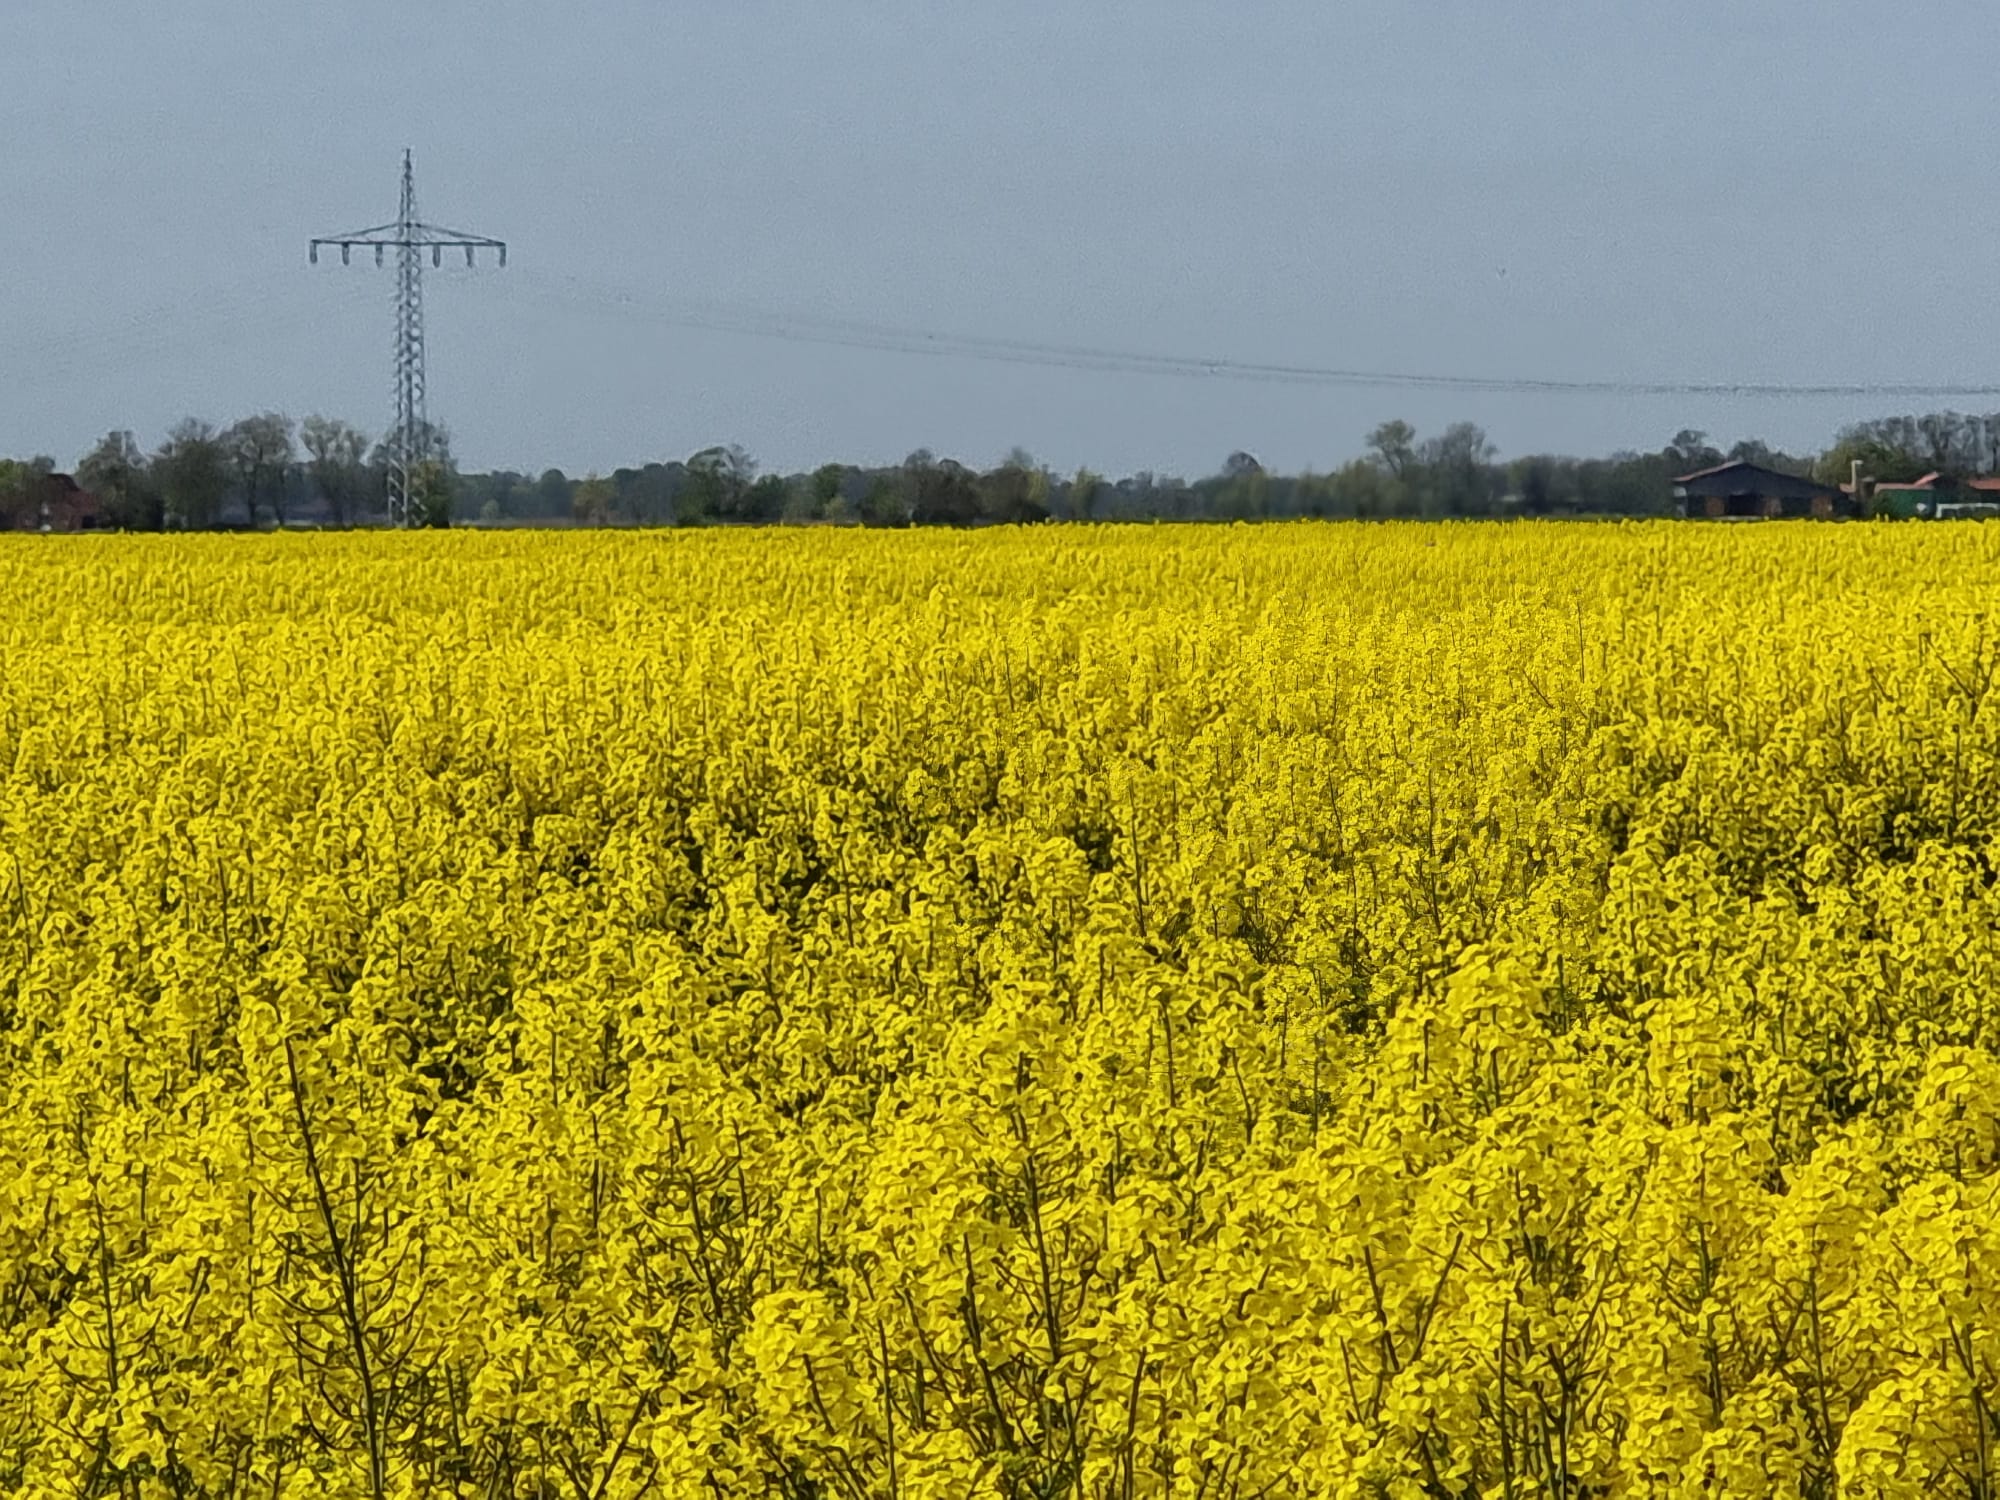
[{"x1": 5, "y1": 521, "x2": 2000, "y2": 1497}]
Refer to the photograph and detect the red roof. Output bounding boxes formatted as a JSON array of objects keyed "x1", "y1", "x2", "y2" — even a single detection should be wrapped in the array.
[
  {"x1": 1869, "y1": 474, "x2": 2000, "y2": 494},
  {"x1": 1873, "y1": 472, "x2": 1945, "y2": 493},
  {"x1": 1670, "y1": 460, "x2": 1746, "y2": 485}
]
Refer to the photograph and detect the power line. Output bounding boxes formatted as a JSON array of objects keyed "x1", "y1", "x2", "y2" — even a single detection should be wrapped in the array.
[
  {"x1": 7, "y1": 270, "x2": 352, "y2": 377},
  {"x1": 13, "y1": 255, "x2": 2000, "y2": 427},
  {"x1": 498, "y1": 268, "x2": 2000, "y2": 403}
]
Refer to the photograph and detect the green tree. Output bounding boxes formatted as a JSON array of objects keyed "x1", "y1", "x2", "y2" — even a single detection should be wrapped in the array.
[
  {"x1": 633, "y1": 463, "x2": 682, "y2": 524},
  {"x1": 154, "y1": 420, "x2": 229, "y2": 529},
  {"x1": 1205, "y1": 452, "x2": 1268, "y2": 520},
  {"x1": 811, "y1": 464, "x2": 846, "y2": 518},
  {"x1": 535, "y1": 468, "x2": 572, "y2": 517},
  {"x1": 408, "y1": 459, "x2": 453, "y2": 528},
  {"x1": 1817, "y1": 431, "x2": 1926, "y2": 490},
  {"x1": 1509, "y1": 455, "x2": 1558, "y2": 514},
  {"x1": 1293, "y1": 469, "x2": 1330, "y2": 519},
  {"x1": 977, "y1": 449, "x2": 1049, "y2": 525},
  {"x1": 683, "y1": 445, "x2": 754, "y2": 525},
  {"x1": 572, "y1": 472, "x2": 615, "y2": 526},
  {"x1": 861, "y1": 474, "x2": 908, "y2": 528},
  {"x1": 1070, "y1": 467, "x2": 1103, "y2": 521},
  {"x1": 1328, "y1": 457, "x2": 1394, "y2": 518},
  {"x1": 746, "y1": 473, "x2": 790, "y2": 523},
  {"x1": 0, "y1": 460, "x2": 39, "y2": 530},
  {"x1": 780, "y1": 476, "x2": 821, "y2": 524},
  {"x1": 76, "y1": 431, "x2": 158, "y2": 530},
  {"x1": 902, "y1": 450, "x2": 979, "y2": 525}
]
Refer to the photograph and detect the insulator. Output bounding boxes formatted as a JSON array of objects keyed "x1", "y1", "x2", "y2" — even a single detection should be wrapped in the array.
[
  {"x1": 375, "y1": 245, "x2": 384, "y2": 267},
  {"x1": 309, "y1": 244, "x2": 319, "y2": 265},
  {"x1": 341, "y1": 244, "x2": 351, "y2": 266},
  {"x1": 433, "y1": 245, "x2": 442, "y2": 268},
  {"x1": 465, "y1": 245, "x2": 475, "y2": 267},
  {"x1": 498, "y1": 246, "x2": 507, "y2": 268}
]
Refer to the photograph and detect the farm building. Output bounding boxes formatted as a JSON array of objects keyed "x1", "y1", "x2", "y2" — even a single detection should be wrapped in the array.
[
  {"x1": 1946, "y1": 477, "x2": 2000, "y2": 518},
  {"x1": 1, "y1": 472, "x2": 102, "y2": 532},
  {"x1": 1859, "y1": 473, "x2": 2000, "y2": 520},
  {"x1": 1672, "y1": 460, "x2": 1848, "y2": 519},
  {"x1": 1866, "y1": 471, "x2": 1951, "y2": 518},
  {"x1": 39, "y1": 474, "x2": 102, "y2": 531}
]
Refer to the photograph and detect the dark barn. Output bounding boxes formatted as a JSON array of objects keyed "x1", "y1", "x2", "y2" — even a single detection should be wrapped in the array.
[{"x1": 1672, "y1": 460, "x2": 1846, "y2": 519}]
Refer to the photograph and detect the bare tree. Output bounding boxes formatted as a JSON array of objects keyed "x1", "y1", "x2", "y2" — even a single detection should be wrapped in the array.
[
  {"x1": 301, "y1": 416, "x2": 371, "y2": 527},
  {"x1": 1367, "y1": 421, "x2": 1418, "y2": 481},
  {"x1": 228, "y1": 413, "x2": 296, "y2": 527},
  {"x1": 1421, "y1": 421, "x2": 1500, "y2": 514}
]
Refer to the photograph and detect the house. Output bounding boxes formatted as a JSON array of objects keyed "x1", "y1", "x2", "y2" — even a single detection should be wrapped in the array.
[
  {"x1": 38, "y1": 474, "x2": 103, "y2": 531},
  {"x1": 1672, "y1": 460, "x2": 1847, "y2": 519}
]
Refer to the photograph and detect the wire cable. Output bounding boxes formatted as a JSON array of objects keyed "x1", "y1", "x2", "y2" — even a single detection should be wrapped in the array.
[{"x1": 491, "y1": 268, "x2": 2000, "y2": 402}]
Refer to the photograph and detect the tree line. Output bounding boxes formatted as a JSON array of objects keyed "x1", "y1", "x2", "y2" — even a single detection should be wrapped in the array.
[
  {"x1": 2, "y1": 410, "x2": 1992, "y2": 530},
  {"x1": 0, "y1": 416, "x2": 378, "y2": 532}
]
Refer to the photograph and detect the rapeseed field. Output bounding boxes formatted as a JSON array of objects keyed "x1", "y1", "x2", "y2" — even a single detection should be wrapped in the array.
[{"x1": 4, "y1": 522, "x2": 2000, "y2": 1497}]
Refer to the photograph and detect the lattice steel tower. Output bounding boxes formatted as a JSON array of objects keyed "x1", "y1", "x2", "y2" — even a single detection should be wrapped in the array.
[{"x1": 311, "y1": 151, "x2": 506, "y2": 526}]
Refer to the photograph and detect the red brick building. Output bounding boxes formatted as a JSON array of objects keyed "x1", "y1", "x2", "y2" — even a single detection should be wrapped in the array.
[{"x1": 34, "y1": 474, "x2": 103, "y2": 531}]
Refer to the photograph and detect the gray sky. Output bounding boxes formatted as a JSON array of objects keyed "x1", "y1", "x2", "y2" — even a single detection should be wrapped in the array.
[{"x1": 5, "y1": 0, "x2": 1997, "y2": 479}]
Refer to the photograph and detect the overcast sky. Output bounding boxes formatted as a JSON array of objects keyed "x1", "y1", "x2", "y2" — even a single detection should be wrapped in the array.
[{"x1": 4, "y1": 0, "x2": 1997, "y2": 478}]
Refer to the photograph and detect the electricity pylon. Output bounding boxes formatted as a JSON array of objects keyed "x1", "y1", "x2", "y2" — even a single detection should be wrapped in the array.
[{"x1": 311, "y1": 150, "x2": 506, "y2": 526}]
